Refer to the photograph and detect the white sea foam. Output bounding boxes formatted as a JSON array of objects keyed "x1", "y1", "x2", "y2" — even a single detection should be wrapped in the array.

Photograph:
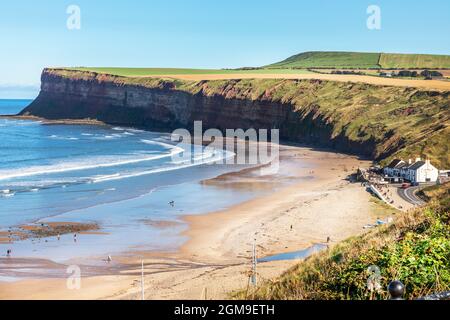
[
  {"x1": 127, "y1": 128, "x2": 145, "y2": 133},
  {"x1": 49, "y1": 135, "x2": 79, "y2": 141},
  {"x1": 92, "y1": 149, "x2": 235, "y2": 183},
  {"x1": 0, "y1": 148, "x2": 184, "y2": 181},
  {"x1": 2, "y1": 192, "x2": 15, "y2": 198},
  {"x1": 141, "y1": 139, "x2": 185, "y2": 156},
  {"x1": 91, "y1": 173, "x2": 121, "y2": 183}
]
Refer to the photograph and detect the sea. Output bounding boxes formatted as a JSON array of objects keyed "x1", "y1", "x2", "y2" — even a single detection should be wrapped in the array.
[{"x1": 0, "y1": 99, "x2": 266, "y2": 263}]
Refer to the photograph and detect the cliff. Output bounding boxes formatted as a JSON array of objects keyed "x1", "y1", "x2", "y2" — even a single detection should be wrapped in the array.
[{"x1": 22, "y1": 68, "x2": 450, "y2": 167}]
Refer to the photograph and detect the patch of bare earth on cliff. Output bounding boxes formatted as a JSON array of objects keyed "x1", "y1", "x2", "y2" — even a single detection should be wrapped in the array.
[{"x1": 141, "y1": 73, "x2": 450, "y2": 91}]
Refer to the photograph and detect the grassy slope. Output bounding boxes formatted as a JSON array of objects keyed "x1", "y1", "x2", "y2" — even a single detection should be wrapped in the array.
[
  {"x1": 70, "y1": 67, "x2": 313, "y2": 77},
  {"x1": 268, "y1": 52, "x2": 450, "y2": 69},
  {"x1": 46, "y1": 69, "x2": 450, "y2": 168},
  {"x1": 72, "y1": 52, "x2": 450, "y2": 77},
  {"x1": 380, "y1": 53, "x2": 450, "y2": 69},
  {"x1": 267, "y1": 52, "x2": 381, "y2": 69},
  {"x1": 234, "y1": 183, "x2": 450, "y2": 300}
]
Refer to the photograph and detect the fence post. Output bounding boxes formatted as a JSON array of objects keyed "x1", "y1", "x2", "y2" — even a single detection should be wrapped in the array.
[{"x1": 388, "y1": 280, "x2": 405, "y2": 300}]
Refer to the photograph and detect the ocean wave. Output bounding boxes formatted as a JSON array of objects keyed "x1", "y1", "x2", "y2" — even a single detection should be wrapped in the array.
[
  {"x1": 1, "y1": 192, "x2": 15, "y2": 198},
  {"x1": 92, "y1": 149, "x2": 235, "y2": 183},
  {"x1": 141, "y1": 139, "x2": 185, "y2": 155},
  {"x1": 94, "y1": 135, "x2": 116, "y2": 140},
  {"x1": 129, "y1": 128, "x2": 145, "y2": 132},
  {"x1": 0, "y1": 149, "x2": 184, "y2": 181},
  {"x1": 91, "y1": 173, "x2": 121, "y2": 183},
  {"x1": 0, "y1": 179, "x2": 80, "y2": 195},
  {"x1": 48, "y1": 135, "x2": 79, "y2": 141}
]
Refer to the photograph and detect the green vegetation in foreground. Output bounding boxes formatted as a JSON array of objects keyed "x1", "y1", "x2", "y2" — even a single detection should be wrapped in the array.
[
  {"x1": 267, "y1": 51, "x2": 450, "y2": 69},
  {"x1": 379, "y1": 53, "x2": 450, "y2": 69},
  {"x1": 233, "y1": 183, "x2": 450, "y2": 300},
  {"x1": 70, "y1": 67, "x2": 313, "y2": 77}
]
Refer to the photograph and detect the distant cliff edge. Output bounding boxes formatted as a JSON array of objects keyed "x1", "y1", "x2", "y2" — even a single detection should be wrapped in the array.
[{"x1": 22, "y1": 68, "x2": 450, "y2": 168}]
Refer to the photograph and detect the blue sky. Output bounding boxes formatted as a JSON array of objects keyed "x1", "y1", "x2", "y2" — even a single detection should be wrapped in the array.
[{"x1": 1, "y1": 0, "x2": 449, "y2": 98}]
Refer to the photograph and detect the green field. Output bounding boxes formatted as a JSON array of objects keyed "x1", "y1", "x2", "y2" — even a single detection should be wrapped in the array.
[
  {"x1": 379, "y1": 53, "x2": 450, "y2": 69},
  {"x1": 267, "y1": 51, "x2": 450, "y2": 69},
  {"x1": 267, "y1": 51, "x2": 382, "y2": 69},
  {"x1": 70, "y1": 67, "x2": 313, "y2": 77},
  {"x1": 70, "y1": 52, "x2": 450, "y2": 77}
]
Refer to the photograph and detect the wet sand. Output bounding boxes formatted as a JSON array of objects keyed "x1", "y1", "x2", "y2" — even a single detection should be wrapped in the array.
[
  {"x1": 0, "y1": 145, "x2": 390, "y2": 300},
  {"x1": 1, "y1": 222, "x2": 100, "y2": 244}
]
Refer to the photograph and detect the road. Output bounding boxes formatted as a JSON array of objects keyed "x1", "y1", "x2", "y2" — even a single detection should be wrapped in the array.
[{"x1": 397, "y1": 186, "x2": 426, "y2": 206}]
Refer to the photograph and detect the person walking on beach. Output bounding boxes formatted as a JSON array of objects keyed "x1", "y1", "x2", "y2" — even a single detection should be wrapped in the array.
[
  {"x1": 57, "y1": 234, "x2": 61, "y2": 241},
  {"x1": 6, "y1": 249, "x2": 11, "y2": 257},
  {"x1": 73, "y1": 233, "x2": 77, "y2": 242}
]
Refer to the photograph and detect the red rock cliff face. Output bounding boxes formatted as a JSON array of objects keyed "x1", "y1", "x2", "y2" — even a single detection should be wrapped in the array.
[
  {"x1": 21, "y1": 69, "x2": 450, "y2": 162},
  {"x1": 23, "y1": 69, "x2": 349, "y2": 150}
]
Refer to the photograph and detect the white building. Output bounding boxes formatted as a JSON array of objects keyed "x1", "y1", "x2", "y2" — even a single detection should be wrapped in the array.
[
  {"x1": 407, "y1": 160, "x2": 439, "y2": 183},
  {"x1": 383, "y1": 158, "x2": 439, "y2": 183}
]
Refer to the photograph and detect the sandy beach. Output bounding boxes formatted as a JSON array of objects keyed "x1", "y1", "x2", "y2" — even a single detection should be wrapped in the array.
[{"x1": 0, "y1": 145, "x2": 391, "y2": 300}]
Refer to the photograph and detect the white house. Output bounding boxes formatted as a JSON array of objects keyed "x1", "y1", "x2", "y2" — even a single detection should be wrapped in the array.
[
  {"x1": 406, "y1": 160, "x2": 439, "y2": 183},
  {"x1": 384, "y1": 158, "x2": 439, "y2": 183}
]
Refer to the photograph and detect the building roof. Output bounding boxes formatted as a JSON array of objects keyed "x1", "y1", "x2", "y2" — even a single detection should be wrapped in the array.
[
  {"x1": 386, "y1": 159, "x2": 405, "y2": 169},
  {"x1": 408, "y1": 161, "x2": 426, "y2": 170}
]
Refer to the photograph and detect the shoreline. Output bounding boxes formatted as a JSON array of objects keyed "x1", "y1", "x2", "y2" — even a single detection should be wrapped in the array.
[
  {"x1": 0, "y1": 144, "x2": 392, "y2": 300},
  {"x1": 0, "y1": 114, "x2": 108, "y2": 126}
]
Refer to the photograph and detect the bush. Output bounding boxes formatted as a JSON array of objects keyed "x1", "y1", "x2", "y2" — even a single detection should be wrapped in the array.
[
  {"x1": 421, "y1": 70, "x2": 444, "y2": 78},
  {"x1": 236, "y1": 183, "x2": 450, "y2": 300}
]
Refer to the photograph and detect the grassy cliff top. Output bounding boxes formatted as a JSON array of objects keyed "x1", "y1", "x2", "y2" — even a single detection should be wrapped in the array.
[
  {"x1": 267, "y1": 51, "x2": 450, "y2": 69},
  {"x1": 68, "y1": 67, "x2": 313, "y2": 77},
  {"x1": 268, "y1": 51, "x2": 381, "y2": 69}
]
